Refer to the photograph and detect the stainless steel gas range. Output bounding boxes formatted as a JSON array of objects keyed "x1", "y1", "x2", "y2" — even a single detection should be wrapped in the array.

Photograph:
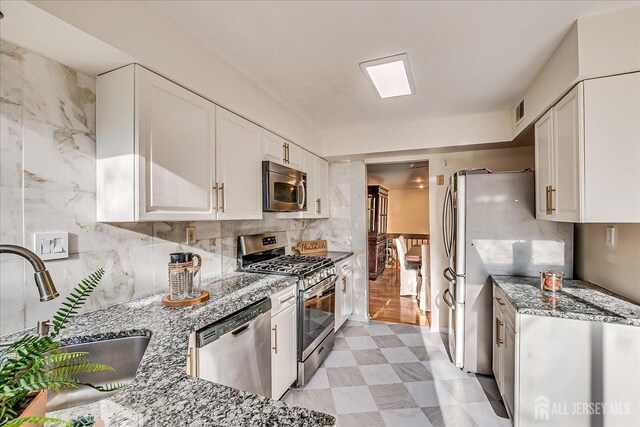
[{"x1": 238, "y1": 232, "x2": 337, "y2": 386}]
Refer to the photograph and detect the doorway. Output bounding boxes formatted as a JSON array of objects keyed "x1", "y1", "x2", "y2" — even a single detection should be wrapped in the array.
[{"x1": 366, "y1": 161, "x2": 431, "y2": 326}]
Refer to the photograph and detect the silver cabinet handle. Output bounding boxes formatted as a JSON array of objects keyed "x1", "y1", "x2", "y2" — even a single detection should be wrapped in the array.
[
  {"x1": 272, "y1": 324, "x2": 278, "y2": 354},
  {"x1": 496, "y1": 318, "x2": 503, "y2": 346},
  {"x1": 213, "y1": 183, "x2": 219, "y2": 212},
  {"x1": 316, "y1": 198, "x2": 321, "y2": 214},
  {"x1": 279, "y1": 294, "x2": 296, "y2": 305},
  {"x1": 219, "y1": 182, "x2": 225, "y2": 213},
  {"x1": 342, "y1": 277, "x2": 347, "y2": 292}
]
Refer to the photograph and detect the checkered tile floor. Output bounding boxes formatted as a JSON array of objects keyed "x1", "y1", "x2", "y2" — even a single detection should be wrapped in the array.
[{"x1": 283, "y1": 320, "x2": 511, "y2": 427}]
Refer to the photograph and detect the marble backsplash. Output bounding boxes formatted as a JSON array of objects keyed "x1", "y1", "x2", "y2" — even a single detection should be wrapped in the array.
[{"x1": 0, "y1": 40, "x2": 329, "y2": 335}]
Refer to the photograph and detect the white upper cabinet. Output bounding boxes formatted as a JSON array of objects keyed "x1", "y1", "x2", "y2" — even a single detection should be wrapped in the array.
[
  {"x1": 97, "y1": 65, "x2": 217, "y2": 221},
  {"x1": 534, "y1": 110, "x2": 554, "y2": 220},
  {"x1": 138, "y1": 68, "x2": 217, "y2": 221},
  {"x1": 314, "y1": 157, "x2": 330, "y2": 218},
  {"x1": 215, "y1": 107, "x2": 263, "y2": 220},
  {"x1": 583, "y1": 72, "x2": 640, "y2": 222},
  {"x1": 552, "y1": 85, "x2": 583, "y2": 222},
  {"x1": 534, "y1": 72, "x2": 640, "y2": 222},
  {"x1": 277, "y1": 150, "x2": 330, "y2": 219},
  {"x1": 261, "y1": 129, "x2": 301, "y2": 169},
  {"x1": 97, "y1": 64, "x2": 327, "y2": 222}
]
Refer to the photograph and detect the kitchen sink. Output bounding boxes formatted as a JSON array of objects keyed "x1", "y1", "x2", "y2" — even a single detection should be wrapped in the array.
[{"x1": 47, "y1": 335, "x2": 150, "y2": 411}]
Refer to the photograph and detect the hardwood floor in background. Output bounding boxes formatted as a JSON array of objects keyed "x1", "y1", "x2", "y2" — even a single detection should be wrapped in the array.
[{"x1": 369, "y1": 267, "x2": 430, "y2": 326}]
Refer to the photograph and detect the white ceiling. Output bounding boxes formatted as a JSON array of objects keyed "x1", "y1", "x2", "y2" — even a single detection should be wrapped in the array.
[
  {"x1": 368, "y1": 162, "x2": 429, "y2": 190},
  {"x1": 147, "y1": 0, "x2": 635, "y2": 132}
]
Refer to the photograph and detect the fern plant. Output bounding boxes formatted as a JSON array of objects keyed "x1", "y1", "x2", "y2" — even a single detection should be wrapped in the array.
[{"x1": 0, "y1": 268, "x2": 121, "y2": 426}]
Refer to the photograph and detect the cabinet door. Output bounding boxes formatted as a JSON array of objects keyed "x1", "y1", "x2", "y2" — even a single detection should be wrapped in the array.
[
  {"x1": 492, "y1": 299, "x2": 503, "y2": 389},
  {"x1": 262, "y1": 129, "x2": 287, "y2": 165},
  {"x1": 271, "y1": 304, "x2": 297, "y2": 399},
  {"x1": 552, "y1": 84, "x2": 584, "y2": 222},
  {"x1": 315, "y1": 157, "x2": 330, "y2": 218},
  {"x1": 137, "y1": 67, "x2": 216, "y2": 220},
  {"x1": 534, "y1": 110, "x2": 554, "y2": 220},
  {"x1": 584, "y1": 72, "x2": 640, "y2": 222},
  {"x1": 287, "y1": 142, "x2": 302, "y2": 169},
  {"x1": 502, "y1": 320, "x2": 516, "y2": 419},
  {"x1": 343, "y1": 271, "x2": 353, "y2": 320},
  {"x1": 216, "y1": 107, "x2": 262, "y2": 220}
]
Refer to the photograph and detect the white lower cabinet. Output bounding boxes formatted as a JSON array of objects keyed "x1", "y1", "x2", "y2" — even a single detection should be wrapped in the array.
[
  {"x1": 271, "y1": 286, "x2": 297, "y2": 399},
  {"x1": 335, "y1": 257, "x2": 354, "y2": 331},
  {"x1": 492, "y1": 281, "x2": 640, "y2": 426}
]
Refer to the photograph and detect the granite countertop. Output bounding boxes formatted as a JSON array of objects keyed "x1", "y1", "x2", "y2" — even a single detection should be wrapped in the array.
[
  {"x1": 491, "y1": 275, "x2": 640, "y2": 326},
  {"x1": 2, "y1": 273, "x2": 335, "y2": 426}
]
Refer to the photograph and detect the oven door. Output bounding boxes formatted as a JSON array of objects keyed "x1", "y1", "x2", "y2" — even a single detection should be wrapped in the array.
[{"x1": 299, "y1": 275, "x2": 337, "y2": 360}]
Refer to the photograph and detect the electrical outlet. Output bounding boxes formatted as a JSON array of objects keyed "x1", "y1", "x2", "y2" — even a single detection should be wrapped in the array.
[
  {"x1": 437, "y1": 175, "x2": 445, "y2": 185},
  {"x1": 186, "y1": 226, "x2": 197, "y2": 245},
  {"x1": 34, "y1": 232, "x2": 69, "y2": 260},
  {"x1": 606, "y1": 226, "x2": 615, "y2": 247}
]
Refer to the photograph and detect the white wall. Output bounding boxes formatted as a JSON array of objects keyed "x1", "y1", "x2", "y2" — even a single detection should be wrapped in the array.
[
  {"x1": 326, "y1": 162, "x2": 369, "y2": 321},
  {"x1": 387, "y1": 189, "x2": 430, "y2": 235},
  {"x1": 28, "y1": 0, "x2": 321, "y2": 154},
  {"x1": 322, "y1": 111, "x2": 512, "y2": 157},
  {"x1": 578, "y1": 6, "x2": 640, "y2": 80},
  {"x1": 575, "y1": 224, "x2": 640, "y2": 303}
]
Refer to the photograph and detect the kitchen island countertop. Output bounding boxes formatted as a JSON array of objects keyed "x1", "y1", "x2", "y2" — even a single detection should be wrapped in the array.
[
  {"x1": 1, "y1": 273, "x2": 335, "y2": 426},
  {"x1": 491, "y1": 275, "x2": 640, "y2": 326}
]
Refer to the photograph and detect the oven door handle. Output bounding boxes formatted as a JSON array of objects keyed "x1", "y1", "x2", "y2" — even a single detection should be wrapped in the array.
[{"x1": 304, "y1": 275, "x2": 338, "y2": 298}]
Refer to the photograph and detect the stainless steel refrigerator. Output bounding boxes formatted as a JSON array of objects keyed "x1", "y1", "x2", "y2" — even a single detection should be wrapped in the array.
[{"x1": 442, "y1": 170, "x2": 573, "y2": 375}]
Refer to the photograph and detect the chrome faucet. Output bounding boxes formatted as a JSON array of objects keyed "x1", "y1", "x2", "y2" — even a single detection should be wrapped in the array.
[
  {"x1": 0, "y1": 245, "x2": 59, "y2": 344},
  {"x1": 0, "y1": 244, "x2": 59, "y2": 301}
]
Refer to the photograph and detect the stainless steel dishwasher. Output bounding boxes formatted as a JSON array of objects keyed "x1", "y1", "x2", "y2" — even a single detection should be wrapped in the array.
[{"x1": 194, "y1": 298, "x2": 272, "y2": 397}]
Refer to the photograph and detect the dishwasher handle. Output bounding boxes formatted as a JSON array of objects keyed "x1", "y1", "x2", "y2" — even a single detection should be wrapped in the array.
[{"x1": 232, "y1": 324, "x2": 251, "y2": 336}]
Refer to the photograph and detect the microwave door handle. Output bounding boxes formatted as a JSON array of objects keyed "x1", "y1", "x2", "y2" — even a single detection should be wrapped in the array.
[{"x1": 298, "y1": 181, "x2": 306, "y2": 210}]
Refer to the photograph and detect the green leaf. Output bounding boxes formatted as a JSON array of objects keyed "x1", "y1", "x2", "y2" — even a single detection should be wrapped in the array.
[
  {"x1": 50, "y1": 269, "x2": 104, "y2": 338},
  {"x1": 4, "y1": 416, "x2": 72, "y2": 427}
]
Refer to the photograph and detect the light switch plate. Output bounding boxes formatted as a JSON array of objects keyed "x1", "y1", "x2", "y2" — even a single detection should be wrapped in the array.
[
  {"x1": 437, "y1": 175, "x2": 445, "y2": 185},
  {"x1": 34, "y1": 232, "x2": 69, "y2": 260}
]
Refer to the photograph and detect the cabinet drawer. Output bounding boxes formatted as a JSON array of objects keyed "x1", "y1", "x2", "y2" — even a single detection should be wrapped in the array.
[
  {"x1": 271, "y1": 285, "x2": 297, "y2": 316},
  {"x1": 493, "y1": 283, "x2": 516, "y2": 327}
]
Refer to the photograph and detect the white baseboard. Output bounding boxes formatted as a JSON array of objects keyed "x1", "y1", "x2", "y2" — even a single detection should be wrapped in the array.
[{"x1": 347, "y1": 314, "x2": 370, "y2": 323}]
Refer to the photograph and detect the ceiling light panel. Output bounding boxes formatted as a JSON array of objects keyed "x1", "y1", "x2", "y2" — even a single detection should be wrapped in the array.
[{"x1": 360, "y1": 53, "x2": 415, "y2": 99}]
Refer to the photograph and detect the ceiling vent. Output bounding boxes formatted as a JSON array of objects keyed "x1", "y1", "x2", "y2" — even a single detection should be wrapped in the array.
[{"x1": 515, "y1": 99, "x2": 525, "y2": 125}]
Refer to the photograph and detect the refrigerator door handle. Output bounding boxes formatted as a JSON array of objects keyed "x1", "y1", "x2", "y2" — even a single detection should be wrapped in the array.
[
  {"x1": 443, "y1": 288, "x2": 456, "y2": 309},
  {"x1": 443, "y1": 267, "x2": 457, "y2": 284},
  {"x1": 442, "y1": 186, "x2": 453, "y2": 259}
]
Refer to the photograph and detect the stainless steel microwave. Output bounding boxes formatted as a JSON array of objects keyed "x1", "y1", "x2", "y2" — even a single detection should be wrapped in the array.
[{"x1": 262, "y1": 161, "x2": 307, "y2": 212}]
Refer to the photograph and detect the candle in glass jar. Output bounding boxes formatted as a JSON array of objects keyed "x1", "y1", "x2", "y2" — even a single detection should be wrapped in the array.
[{"x1": 540, "y1": 270, "x2": 563, "y2": 291}]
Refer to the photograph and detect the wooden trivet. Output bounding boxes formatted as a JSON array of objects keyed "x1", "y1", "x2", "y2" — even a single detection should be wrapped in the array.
[{"x1": 161, "y1": 290, "x2": 210, "y2": 307}]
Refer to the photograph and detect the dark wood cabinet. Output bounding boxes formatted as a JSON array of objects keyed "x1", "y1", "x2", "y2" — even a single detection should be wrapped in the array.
[{"x1": 368, "y1": 185, "x2": 389, "y2": 280}]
